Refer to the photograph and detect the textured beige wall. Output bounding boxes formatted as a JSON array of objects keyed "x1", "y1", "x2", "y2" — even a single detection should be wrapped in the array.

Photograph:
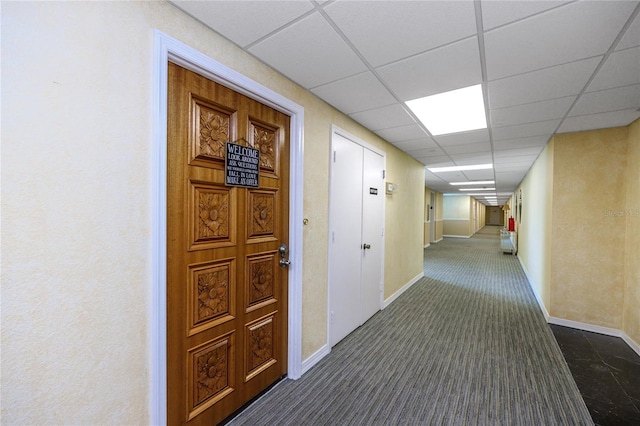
[
  {"x1": 486, "y1": 206, "x2": 505, "y2": 226},
  {"x1": 435, "y1": 192, "x2": 444, "y2": 240},
  {"x1": 443, "y1": 195, "x2": 471, "y2": 236},
  {"x1": 551, "y1": 128, "x2": 628, "y2": 328},
  {"x1": 624, "y1": 119, "x2": 640, "y2": 344},
  {"x1": 383, "y1": 149, "x2": 426, "y2": 299},
  {"x1": 1, "y1": 2, "x2": 425, "y2": 423},
  {"x1": 515, "y1": 140, "x2": 555, "y2": 309},
  {"x1": 473, "y1": 199, "x2": 485, "y2": 233},
  {"x1": 443, "y1": 220, "x2": 472, "y2": 237}
]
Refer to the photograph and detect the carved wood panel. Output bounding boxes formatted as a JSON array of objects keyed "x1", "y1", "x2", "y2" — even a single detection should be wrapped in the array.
[
  {"x1": 188, "y1": 259, "x2": 235, "y2": 335},
  {"x1": 250, "y1": 120, "x2": 278, "y2": 175},
  {"x1": 190, "y1": 182, "x2": 235, "y2": 249},
  {"x1": 246, "y1": 253, "x2": 277, "y2": 311},
  {"x1": 245, "y1": 315, "x2": 277, "y2": 381},
  {"x1": 248, "y1": 190, "x2": 276, "y2": 240},
  {"x1": 188, "y1": 334, "x2": 235, "y2": 419},
  {"x1": 190, "y1": 96, "x2": 236, "y2": 165}
]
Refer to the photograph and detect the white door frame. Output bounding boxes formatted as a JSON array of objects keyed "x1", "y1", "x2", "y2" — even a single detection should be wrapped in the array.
[
  {"x1": 327, "y1": 125, "x2": 385, "y2": 348},
  {"x1": 150, "y1": 30, "x2": 304, "y2": 425}
]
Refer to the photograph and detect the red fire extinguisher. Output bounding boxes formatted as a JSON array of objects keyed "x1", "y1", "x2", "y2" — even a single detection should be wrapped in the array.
[{"x1": 508, "y1": 217, "x2": 515, "y2": 232}]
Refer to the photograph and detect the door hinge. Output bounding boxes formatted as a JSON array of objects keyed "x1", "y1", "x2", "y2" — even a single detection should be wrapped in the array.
[
  {"x1": 382, "y1": 169, "x2": 386, "y2": 179},
  {"x1": 333, "y1": 151, "x2": 336, "y2": 162}
]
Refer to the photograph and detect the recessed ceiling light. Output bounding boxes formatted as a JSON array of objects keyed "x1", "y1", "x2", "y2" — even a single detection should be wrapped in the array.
[
  {"x1": 450, "y1": 181, "x2": 494, "y2": 186},
  {"x1": 427, "y1": 164, "x2": 493, "y2": 173},
  {"x1": 459, "y1": 188, "x2": 496, "y2": 191},
  {"x1": 406, "y1": 84, "x2": 487, "y2": 136}
]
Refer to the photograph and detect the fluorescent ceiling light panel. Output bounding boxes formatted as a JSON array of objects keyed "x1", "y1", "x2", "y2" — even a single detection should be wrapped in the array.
[
  {"x1": 450, "y1": 181, "x2": 494, "y2": 186},
  {"x1": 459, "y1": 188, "x2": 496, "y2": 191},
  {"x1": 427, "y1": 163, "x2": 493, "y2": 173},
  {"x1": 406, "y1": 84, "x2": 487, "y2": 136}
]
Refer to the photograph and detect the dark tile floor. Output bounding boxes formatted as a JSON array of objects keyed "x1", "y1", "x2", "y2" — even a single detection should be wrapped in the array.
[{"x1": 550, "y1": 324, "x2": 640, "y2": 426}]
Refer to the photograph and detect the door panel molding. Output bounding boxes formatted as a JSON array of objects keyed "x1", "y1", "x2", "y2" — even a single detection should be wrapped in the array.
[{"x1": 152, "y1": 30, "x2": 304, "y2": 426}]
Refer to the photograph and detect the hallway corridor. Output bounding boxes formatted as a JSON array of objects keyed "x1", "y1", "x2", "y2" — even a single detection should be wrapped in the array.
[{"x1": 227, "y1": 226, "x2": 592, "y2": 425}]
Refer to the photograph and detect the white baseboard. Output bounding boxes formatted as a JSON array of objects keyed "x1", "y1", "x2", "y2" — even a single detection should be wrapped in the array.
[
  {"x1": 300, "y1": 344, "x2": 330, "y2": 375},
  {"x1": 516, "y1": 256, "x2": 551, "y2": 320},
  {"x1": 383, "y1": 272, "x2": 424, "y2": 309},
  {"x1": 424, "y1": 243, "x2": 430, "y2": 248},
  {"x1": 433, "y1": 238, "x2": 443, "y2": 243},
  {"x1": 516, "y1": 256, "x2": 640, "y2": 357},
  {"x1": 443, "y1": 235, "x2": 471, "y2": 239}
]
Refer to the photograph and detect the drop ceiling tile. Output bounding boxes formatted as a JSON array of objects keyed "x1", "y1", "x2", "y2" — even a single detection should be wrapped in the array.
[
  {"x1": 495, "y1": 171, "x2": 528, "y2": 182},
  {"x1": 484, "y1": 1, "x2": 637, "y2": 80},
  {"x1": 492, "y1": 120, "x2": 561, "y2": 141},
  {"x1": 393, "y1": 139, "x2": 439, "y2": 152},
  {"x1": 421, "y1": 157, "x2": 455, "y2": 167},
  {"x1": 324, "y1": 0, "x2": 476, "y2": 67},
  {"x1": 487, "y1": 56, "x2": 601, "y2": 109},
  {"x1": 407, "y1": 147, "x2": 446, "y2": 158},
  {"x1": 311, "y1": 72, "x2": 396, "y2": 114},
  {"x1": 587, "y1": 47, "x2": 640, "y2": 92},
  {"x1": 349, "y1": 104, "x2": 416, "y2": 131},
  {"x1": 449, "y1": 154, "x2": 494, "y2": 164},
  {"x1": 376, "y1": 37, "x2": 482, "y2": 101},
  {"x1": 481, "y1": 1, "x2": 571, "y2": 31},
  {"x1": 433, "y1": 129, "x2": 490, "y2": 147},
  {"x1": 569, "y1": 84, "x2": 640, "y2": 117},
  {"x1": 492, "y1": 135, "x2": 550, "y2": 151},
  {"x1": 443, "y1": 142, "x2": 492, "y2": 155},
  {"x1": 494, "y1": 162, "x2": 536, "y2": 173},
  {"x1": 391, "y1": 137, "x2": 439, "y2": 152},
  {"x1": 171, "y1": 1, "x2": 314, "y2": 47},
  {"x1": 375, "y1": 124, "x2": 431, "y2": 144},
  {"x1": 494, "y1": 146, "x2": 544, "y2": 158},
  {"x1": 494, "y1": 154, "x2": 539, "y2": 165},
  {"x1": 490, "y1": 96, "x2": 576, "y2": 127},
  {"x1": 248, "y1": 13, "x2": 367, "y2": 88},
  {"x1": 617, "y1": 12, "x2": 640, "y2": 50},
  {"x1": 461, "y1": 170, "x2": 496, "y2": 180},
  {"x1": 558, "y1": 108, "x2": 640, "y2": 133}
]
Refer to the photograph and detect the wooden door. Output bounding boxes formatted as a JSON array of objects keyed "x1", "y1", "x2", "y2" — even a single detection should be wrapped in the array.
[{"x1": 167, "y1": 62, "x2": 289, "y2": 425}]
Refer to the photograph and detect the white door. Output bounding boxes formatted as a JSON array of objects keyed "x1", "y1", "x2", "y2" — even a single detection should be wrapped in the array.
[
  {"x1": 329, "y1": 131, "x2": 384, "y2": 347},
  {"x1": 360, "y1": 148, "x2": 384, "y2": 321}
]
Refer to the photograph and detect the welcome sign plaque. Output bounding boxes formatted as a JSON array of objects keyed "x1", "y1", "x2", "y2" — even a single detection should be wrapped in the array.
[{"x1": 225, "y1": 142, "x2": 260, "y2": 188}]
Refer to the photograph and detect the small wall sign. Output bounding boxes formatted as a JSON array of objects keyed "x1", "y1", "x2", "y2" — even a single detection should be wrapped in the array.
[
  {"x1": 370, "y1": 187, "x2": 378, "y2": 195},
  {"x1": 225, "y1": 142, "x2": 260, "y2": 188}
]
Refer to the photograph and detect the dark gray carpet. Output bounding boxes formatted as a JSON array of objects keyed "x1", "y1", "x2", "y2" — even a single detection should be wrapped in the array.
[{"x1": 227, "y1": 226, "x2": 593, "y2": 425}]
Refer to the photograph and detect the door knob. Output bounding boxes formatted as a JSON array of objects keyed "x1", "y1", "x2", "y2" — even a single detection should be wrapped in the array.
[
  {"x1": 362, "y1": 243, "x2": 371, "y2": 250},
  {"x1": 279, "y1": 243, "x2": 291, "y2": 268},
  {"x1": 279, "y1": 258, "x2": 291, "y2": 268}
]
